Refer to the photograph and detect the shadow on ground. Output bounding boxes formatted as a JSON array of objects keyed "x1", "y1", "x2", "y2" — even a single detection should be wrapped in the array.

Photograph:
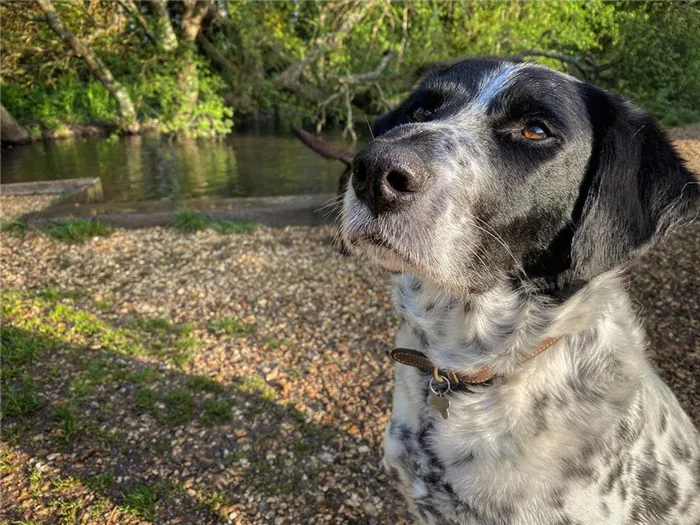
[{"x1": 0, "y1": 290, "x2": 404, "y2": 524}]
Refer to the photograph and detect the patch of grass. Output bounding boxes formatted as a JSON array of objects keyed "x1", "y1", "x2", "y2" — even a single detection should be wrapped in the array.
[
  {"x1": 207, "y1": 315, "x2": 255, "y2": 335},
  {"x1": 48, "y1": 303, "x2": 103, "y2": 335},
  {"x1": 130, "y1": 317, "x2": 177, "y2": 336},
  {"x1": 0, "y1": 219, "x2": 28, "y2": 238},
  {"x1": 210, "y1": 219, "x2": 257, "y2": 234},
  {"x1": 46, "y1": 219, "x2": 112, "y2": 243},
  {"x1": 53, "y1": 405, "x2": 79, "y2": 440},
  {"x1": 36, "y1": 287, "x2": 87, "y2": 301},
  {"x1": 202, "y1": 399, "x2": 233, "y2": 426},
  {"x1": 92, "y1": 298, "x2": 112, "y2": 310},
  {"x1": 236, "y1": 376, "x2": 277, "y2": 404},
  {"x1": 184, "y1": 374, "x2": 224, "y2": 393},
  {"x1": 202, "y1": 490, "x2": 232, "y2": 514},
  {"x1": 120, "y1": 366, "x2": 159, "y2": 384},
  {"x1": 170, "y1": 211, "x2": 209, "y2": 232},
  {"x1": 170, "y1": 211, "x2": 257, "y2": 234},
  {"x1": 51, "y1": 475, "x2": 81, "y2": 492},
  {"x1": 86, "y1": 471, "x2": 115, "y2": 493},
  {"x1": 0, "y1": 326, "x2": 39, "y2": 379},
  {"x1": 1, "y1": 378, "x2": 43, "y2": 418},
  {"x1": 163, "y1": 389, "x2": 194, "y2": 426},
  {"x1": 134, "y1": 388, "x2": 157, "y2": 414},
  {"x1": 0, "y1": 447, "x2": 16, "y2": 472},
  {"x1": 121, "y1": 484, "x2": 167, "y2": 521}
]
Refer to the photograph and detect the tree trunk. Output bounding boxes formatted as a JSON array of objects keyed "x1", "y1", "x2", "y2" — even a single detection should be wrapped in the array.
[
  {"x1": 172, "y1": 0, "x2": 211, "y2": 135},
  {"x1": 0, "y1": 104, "x2": 30, "y2": 144},
  {"x1": 35, "y1": 0, "x2": 139, "y2": 133},
  {"x1": 150, "y1": 0, "x2": 178, "y2": 52}
]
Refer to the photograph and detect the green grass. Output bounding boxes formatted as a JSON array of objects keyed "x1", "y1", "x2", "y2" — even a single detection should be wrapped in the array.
[
  {"x1": 202, "y1": 399, "x2": 233, "y2": 425},
  {"x1": 209, "y1": 219, "x2": 257, "y2": 234},
  {"x1": 134, "y1": 388, "x2": 157, "y2": 414},
  {"x1": 122, "y1": 484, "x2": 167, "y2": 521},
  {"x1": 46, "y1": 219, "x2": 112, "y2": 243},
  {"x1": 53, "y1": 405, "x2": 80, "y2": 441},
  {"x1": 169, "y1": 211, "x2": 256, "y2": 234},
  {"x1": 0, "y1": 219, "x2": 28, "y2": 238},
  {"x1": 237, "y1": 376, "x2": 277, "y2": 403},
  {"x1": 207, "y1": 315, "x2": 255, "y2": 335},
  {"x1": 36, "y1": 287, "x2": 88, "y2": 301},
  {"x1": 163, "y1": 389, "x2": 194, "y2": 426},
  {"x1": 170, "y1": 211, "x2": 210, "y2": 232},
  {"x1": 0, "y1": 378, "x2": 43, "y2": 418},
  {"x1": 86, "y1": 471, "x2": 115, "y2": 492},
  {"x1": 130, "y1": 317, "x2": 192, "y2": 337},
  {"x1": 184, "y1": 374, "x2": 224, "y2": 393},
  {"x1": 0, "y1": 326, "x2": 40, "y2": 379},
  {"x1": 92, "y1": 298, "x2": 112, "y2": 310}
]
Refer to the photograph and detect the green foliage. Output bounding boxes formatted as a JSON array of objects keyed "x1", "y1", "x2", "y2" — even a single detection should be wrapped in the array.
[
  {"x1": 0, "y1": 220, "x2": 28, "y2": 238},
  {"x1": 169, "y1": 211, "x2": 209, "y2": 232},
  {"x1": 0, "y1": 0, "x2": 698, "y2": 137},
  {"x1": 47, "y1": 219, "x2": 112, "y2": 243},
  {"x1": 131, "y1": 52, "x2": 233, "y2": 138},
  {"x1": 1, "y1": 78, "x2": 117, "y2": 130},
  {"x1": 170, "y1": 211, "x2": 257, "y2": 234}
]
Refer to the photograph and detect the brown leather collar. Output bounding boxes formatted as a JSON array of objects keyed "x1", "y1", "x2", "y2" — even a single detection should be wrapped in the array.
[{"x1": 390, "y1": 337, "x2": 561, "y2": 386}]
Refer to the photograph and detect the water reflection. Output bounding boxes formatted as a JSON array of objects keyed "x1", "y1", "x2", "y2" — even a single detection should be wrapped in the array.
[{"x1": 0, "y1": 130, "x2": 367, "y2": 202}]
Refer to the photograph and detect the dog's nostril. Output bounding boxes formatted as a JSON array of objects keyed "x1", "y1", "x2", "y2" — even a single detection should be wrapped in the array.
[
  {"x1": 353, "y1": 159, "x2": 368, "y2": 188},
  {"x1": 385, "y1": 170, "x2": 412, "y2": 193}
]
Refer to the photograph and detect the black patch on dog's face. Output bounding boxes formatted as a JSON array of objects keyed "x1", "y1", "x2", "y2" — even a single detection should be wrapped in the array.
[{"x1": 346, "y1": 59, "x2": 699, "y2": 294}]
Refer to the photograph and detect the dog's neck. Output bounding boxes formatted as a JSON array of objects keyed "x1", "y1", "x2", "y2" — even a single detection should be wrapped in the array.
[{"x1": 392, "y1": 270, "x2": 644, "y2": 377}]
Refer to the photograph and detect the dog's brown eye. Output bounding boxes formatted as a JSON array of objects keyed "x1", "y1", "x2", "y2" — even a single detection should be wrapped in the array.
[
  {"x1": 411, "y1": 106, "x2": 432, "y2": 122},
  {"x1": 522, "y1": 124, "x2": 548, "y2": 140}
]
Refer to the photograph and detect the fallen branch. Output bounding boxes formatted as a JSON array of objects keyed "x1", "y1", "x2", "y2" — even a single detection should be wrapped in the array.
[{"x1": 292, "y1": 128, "x2": 354, "y2": 166}]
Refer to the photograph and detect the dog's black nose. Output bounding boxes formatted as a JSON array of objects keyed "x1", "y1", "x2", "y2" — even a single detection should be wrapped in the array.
[{"x1": 351, "y1": 142, "x2": 428, "y2": 215}]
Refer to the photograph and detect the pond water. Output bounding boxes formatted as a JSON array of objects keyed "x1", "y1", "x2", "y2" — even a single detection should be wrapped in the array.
[{"x1": 1, "y1": 128, "x2": 368, "y2": 202}]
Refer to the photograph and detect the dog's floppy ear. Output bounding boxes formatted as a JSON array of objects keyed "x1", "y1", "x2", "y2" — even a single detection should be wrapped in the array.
[
  {"x1": 372, "y1": 106, "x2": 407, "y2": 138},
  {"x1": 570, "y1": 85, "x2": 699, "y2": 281}
]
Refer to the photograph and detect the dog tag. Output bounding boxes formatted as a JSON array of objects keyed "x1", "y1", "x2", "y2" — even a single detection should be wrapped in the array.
[{"x1": 429, "y1": 390, "x2": 450, "y2": 419}]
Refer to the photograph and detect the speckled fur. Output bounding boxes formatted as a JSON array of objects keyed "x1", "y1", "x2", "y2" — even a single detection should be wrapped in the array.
[
  {"x1": 341, "y1": 60, "x2": 700, "y2": 524},
  {"x1": 384, "y1": 272, "x2": 700, "y2": 524}
]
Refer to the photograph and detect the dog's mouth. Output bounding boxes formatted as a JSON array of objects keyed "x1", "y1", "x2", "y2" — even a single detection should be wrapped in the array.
[{"x1": 345, "y1": 228, "x2": 419, "y2": 273}]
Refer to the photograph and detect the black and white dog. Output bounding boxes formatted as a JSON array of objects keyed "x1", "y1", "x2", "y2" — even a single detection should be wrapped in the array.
[{"x1": 341, "y1": 60, "x2": 700, "y2": 524}]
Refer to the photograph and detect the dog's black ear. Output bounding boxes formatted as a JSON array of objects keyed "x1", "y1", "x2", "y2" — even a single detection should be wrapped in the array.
[{"x1": 570, "y1": 85, "x2": 699, "y2": 281}]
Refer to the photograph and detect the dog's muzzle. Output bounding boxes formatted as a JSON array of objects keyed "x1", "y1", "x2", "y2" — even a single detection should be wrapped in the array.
[{"x1": 351, "y1": 141, "x2": 429, "y2": 216}]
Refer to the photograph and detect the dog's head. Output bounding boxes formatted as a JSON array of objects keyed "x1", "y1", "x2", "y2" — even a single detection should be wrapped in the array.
[{"x1": 342, "y1": 60, "x2": 699, "y2": 294}]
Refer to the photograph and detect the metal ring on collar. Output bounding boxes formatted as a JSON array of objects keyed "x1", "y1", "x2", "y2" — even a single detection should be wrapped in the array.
[{"x1": 429, "y1": 375, "x2": 451, "y2": 395}]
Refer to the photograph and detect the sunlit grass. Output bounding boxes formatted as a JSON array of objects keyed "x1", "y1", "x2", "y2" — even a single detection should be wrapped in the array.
[{"x1": 47, "y1": 219, "x2": 112, "y2": 243}]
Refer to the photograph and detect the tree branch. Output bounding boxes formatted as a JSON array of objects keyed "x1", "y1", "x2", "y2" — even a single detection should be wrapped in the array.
[
  {"x1": 0, "y1": 1, "x2": 44, "y2": 21},
  {"x1": 196, "y1": 32, "x2": 235, "y2": 79},
  {"x1": 337, "y1": 52, "x2": 394, "y2": 86},
  {"x1": 150, "y1": 0, "x2": 178, "y2": 51},
  {"x1": 116, "y1": 0, "x2": 156, "y2": 44}
]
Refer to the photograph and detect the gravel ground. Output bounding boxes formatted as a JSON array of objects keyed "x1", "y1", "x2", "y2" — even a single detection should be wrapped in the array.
[
  {"x1": 1, "y1": 134, "x2": 698, "y2": 525},
  {"x1": 0, "y1": 194, "x2": 56, "y2": 221}
]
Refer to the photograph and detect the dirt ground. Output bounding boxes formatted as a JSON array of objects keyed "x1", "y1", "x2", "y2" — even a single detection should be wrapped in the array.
[{"x1": 1, "y1": 128, "x2": 699, "y2": 524}]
